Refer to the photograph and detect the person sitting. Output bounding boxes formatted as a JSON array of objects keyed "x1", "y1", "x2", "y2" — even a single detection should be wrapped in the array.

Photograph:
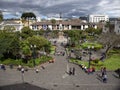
[
  {"x1": 35, "y1": 68, "x2": 39, "y2": 73},
  {"x1": 17, "y1": 65, "x2": 22, "y2": 71},
  {"x1": 103, "y1": 74, "x2": 107, "y2": 83}
]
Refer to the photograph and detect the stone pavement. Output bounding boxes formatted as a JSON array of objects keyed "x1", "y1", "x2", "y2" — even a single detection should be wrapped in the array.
[{"x1": 0, "y1": 43, "x2": 120, "y2": 90}]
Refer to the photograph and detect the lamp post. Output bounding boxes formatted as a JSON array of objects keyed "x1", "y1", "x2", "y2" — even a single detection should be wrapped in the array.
[
  {"x1": 88, "y1": 46, "x2": 94, "y2": 69},
  {"x1": 31, "y1": 45, "x2": 36, "y2": 67}
]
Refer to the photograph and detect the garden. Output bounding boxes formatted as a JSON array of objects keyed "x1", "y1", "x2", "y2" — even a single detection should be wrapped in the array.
[{"x1": 0, "y1": 55, "x2": 53, "y2": 68}]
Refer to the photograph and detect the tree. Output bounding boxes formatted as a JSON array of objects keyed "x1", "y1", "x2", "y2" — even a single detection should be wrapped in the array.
[
  {"x1": 20, "y1": 27, "x2": 34, "y2": 40},
  {"x1": 3, "y1": 25, "x2": 16, "y2": 32},
  {"x1": 0, "y1": 31, "x2": 20, "y2": 59},
  {"x1": 21, "y1": 12, "x2": 36, "y2": 26},
  {"x1": 0, "y1": 11, "x2": 3, "y2": 22},
  {"x1": 98, "y1": 32, "x2": 120, "y2": 57},
  {"x1": 20, "y1": 40, "x2": 31, "y2": 63},
  {"x1": 27, "y1": 35, "x2": 50, "y2": 50},
  {"x1": 51, "y1": 19, "x2": 56, "y2": 30}
]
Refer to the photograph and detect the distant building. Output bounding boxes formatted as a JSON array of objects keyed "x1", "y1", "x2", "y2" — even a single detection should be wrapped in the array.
[
  {"x1": 37, "y1": 17, "x2": 41, "y2": 22},
  {"x1": 47, "y1": 17, "x2": 62, "y2": 21},
  {"x1": 31, "y1": 19, "x2": 97, "y2": 31},
  {"x1": 88, "y1": 15, "x2": 109, "y2": 23},
  {"x1": 102, "y1": 20, "x2": 120, "y2": 35},
  {"x1": 114, "y1": 20, "x2": 120, "y2": 34},
  {"x1": 0, "y1": 19, "x2": 23, "y2": 31}
]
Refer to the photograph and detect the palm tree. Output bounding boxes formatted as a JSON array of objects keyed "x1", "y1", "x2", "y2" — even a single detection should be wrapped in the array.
[
  {"x1": 21, "y1": 12, "x2": 36, "y2": 27},
  {"x1": 0, "y1": 11, "x2": 3, "y2": 22}
]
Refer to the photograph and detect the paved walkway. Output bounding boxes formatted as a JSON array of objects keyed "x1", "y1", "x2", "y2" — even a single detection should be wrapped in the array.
[{"x1": 0, "y1": 43, "x2": 120, "y2": 90}]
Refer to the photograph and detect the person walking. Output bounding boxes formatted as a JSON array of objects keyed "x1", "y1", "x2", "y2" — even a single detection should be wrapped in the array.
[
  {"x1": 103, "y1": 74, "x2": 107, "y2": 83},
  {"x1": 69, "y1": 67, "x2": 72, "y2": 75},
  {"x1": 72, "y1": 67, "x2": 75, "y2": 75},
  {"x1": 21, "y1": 68, "x2": 24, "y2": 74}
]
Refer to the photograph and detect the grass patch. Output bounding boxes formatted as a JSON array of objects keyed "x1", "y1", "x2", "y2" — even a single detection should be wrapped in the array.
[
  {"x1": 103, "y1": 54, "x2": 120, "y2": 70},
  {"x1": 70, "y1": 58, "x2": 88, "y2": 67},
  {"x1": 81, "y1": 42, "x2": 102, "y2": 50},
  {"x1": 70, "y1": 54, "x2": 120, "y2": 71}
]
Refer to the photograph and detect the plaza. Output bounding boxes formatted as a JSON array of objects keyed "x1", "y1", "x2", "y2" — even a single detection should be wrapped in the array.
[{"x1": 0, "y1": 42, "x2": 120, "y2": 90}]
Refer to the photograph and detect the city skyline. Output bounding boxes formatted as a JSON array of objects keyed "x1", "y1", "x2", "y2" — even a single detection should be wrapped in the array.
[{"x1": 0, "y1": 0, "x2": 120, "y2": 19}]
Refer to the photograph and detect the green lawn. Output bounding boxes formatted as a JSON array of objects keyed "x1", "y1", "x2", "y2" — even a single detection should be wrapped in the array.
[
  {"x1": 104, "y1": 54, "x2": 120, "y2": 70},
  {"x1": 70, "y1": 54, "x2": 120, "y2": 71},
  {"x1": 81, "y1": 42, "x2": 102, "y2": 49},
  {"x1": 70, "y1": 58, "x2": 88, "y2": 67}
]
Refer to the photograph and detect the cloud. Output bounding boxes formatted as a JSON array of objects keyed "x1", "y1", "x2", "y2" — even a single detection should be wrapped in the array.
[{"x1": 0, "y1": 0, "x2": 120, "y2": 19}]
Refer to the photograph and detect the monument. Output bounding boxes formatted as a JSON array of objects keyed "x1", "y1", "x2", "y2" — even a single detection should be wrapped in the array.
[{"x1": 57, "y1": 31, "x2": 67, "y2": 43}]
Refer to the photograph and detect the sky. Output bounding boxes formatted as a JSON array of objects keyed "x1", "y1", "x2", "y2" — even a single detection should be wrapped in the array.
[{"x1": 0, "y1": 0, "x2": 120, "y2": 19}]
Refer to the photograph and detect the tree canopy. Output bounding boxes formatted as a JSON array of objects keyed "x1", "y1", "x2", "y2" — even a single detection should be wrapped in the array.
[
  {"x1": 20, "y1": 27, "x2": 34, "y2": 39},
  {"x1": 21, "y1": 12, "x2": 36, "y2": 20},
  {"x1": 98, "y1": 32, "x2": 120, "y2": 57},
  {"x1": 0, "y1": 31, "x2": 20, "y2": 59},
  {"x1": 0, "y1": 11, "x2": 3, "y2": 22}
]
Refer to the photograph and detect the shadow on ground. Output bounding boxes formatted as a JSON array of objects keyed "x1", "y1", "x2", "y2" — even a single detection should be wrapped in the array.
[{"x1": 0, "y1": 82, "x2": 48, "y2": 90}]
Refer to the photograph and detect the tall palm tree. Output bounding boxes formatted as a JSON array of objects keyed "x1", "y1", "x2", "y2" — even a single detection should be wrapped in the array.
[
  {"x1": 0, "y1": 10, "x2": 3, "y2": 22},
  {"x1": 21, "y1": 12, "x2": 36, "y2": 27}
]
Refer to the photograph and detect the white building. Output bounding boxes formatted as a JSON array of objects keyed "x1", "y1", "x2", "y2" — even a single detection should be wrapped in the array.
[
  {"x1": 0, "y1": 20, "x2": 23, "y2": 31},
  {"x1": 36, "y1": 17, "x2": 41, "y2": 22},
  {"x1": 88, "y1": 15, "x2": 109, "y2": 23}
]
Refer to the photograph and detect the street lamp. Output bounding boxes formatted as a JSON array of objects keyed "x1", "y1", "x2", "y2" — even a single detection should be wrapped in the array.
[
  {"x1": 31, "y1": 45, "x2": 36, "y2": 67},
  {"x1": 88, "y1": 46, "x2": 94, "y2": 69}
]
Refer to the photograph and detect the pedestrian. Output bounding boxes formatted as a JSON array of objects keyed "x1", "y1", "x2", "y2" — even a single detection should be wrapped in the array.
[
  {"x1": 72, "y1": 67, "x2": 75, "y2": 75},
  {"x1": 69, "y1": 67, "x2": 72, "y2": 75},
  {"x1": 103, "y1": 74, "x2": 107, "y2": 83},
  {"x1": 9, "y1": 64, "x2": 13, "y2": 69},
  {"x1": 0, "y1": 64, "x2": 2, "y2": 69},
  {"x1": 1, "y1": 64, "x2": 6, "y2": 71},
  {"x1": 41, "y1": 66, "x2": 45, "y2": 70},
  {"x1": 101, "y1": 67, "x2": 104, "y2": 77},
  {"x1": 62, "y1": 52, "x2": 65, "y2": 56},
  {"x1": 21, "y1": 68, "x2": 24, "y2": 74},
  {"x1": 92, "y1": 67, "x2": 95, "y2": 72},
  {"x1": 35, "y1": 68, "x2": 39, "y2": 73},
  {"x1": 17, "y1": 65, "x2": 22, "y2": 71}
]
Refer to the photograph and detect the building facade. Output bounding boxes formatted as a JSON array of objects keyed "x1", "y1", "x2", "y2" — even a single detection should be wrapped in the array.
[
  {"x1": 31, "y1": 19, "x2": 97, "y2": 31},
  {"x1": 88, "y1": 15, "x2": 109, "y2": 23},
  {"x1": 0, "y1": 20, "x2": 23, "y2": 31},
  {"x1": 114, "y1": 20, "x2": 120, "y2": 34}
]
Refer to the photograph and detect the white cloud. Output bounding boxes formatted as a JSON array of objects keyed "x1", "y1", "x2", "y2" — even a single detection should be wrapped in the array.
[
  {"x1": 0, "y1": 0, "x2": 120, "y2": 18},
  {"x1": 95, "y1": 0, "x2": 120, "y2": 17}
]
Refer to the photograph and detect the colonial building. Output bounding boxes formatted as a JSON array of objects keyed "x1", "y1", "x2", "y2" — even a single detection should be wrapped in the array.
[
  {"x1": 30, "y1": 19, "x2": 97, "y2": 31},
  {"x1": 88, "y1": 15, "x2": 109, "y2": 23},
  {"x1": 0, "y1": 20, "x2": 23, "y2": 31}
]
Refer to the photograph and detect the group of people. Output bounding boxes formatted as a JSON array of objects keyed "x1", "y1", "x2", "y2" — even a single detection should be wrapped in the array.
[{"x1": 80, "y1": 64, "x2": 95, "y2": 74}]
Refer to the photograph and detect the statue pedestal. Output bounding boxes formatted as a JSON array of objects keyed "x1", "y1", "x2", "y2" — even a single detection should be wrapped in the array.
[{"x1": 57, "y1": 31, "x2": 67, "y2": 43}]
